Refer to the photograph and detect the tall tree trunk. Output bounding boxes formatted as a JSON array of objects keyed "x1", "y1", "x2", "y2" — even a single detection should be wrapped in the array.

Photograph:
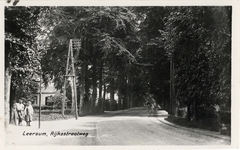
[
  {"x1": 9, "y1": 85, "x2": 16, "y2": 123},
  {"x1": 98, "y1": 60, "x2": 103, "y2": 111},
  {"x1": 126, "y1": 75, "x2": 130, "y2": 109},
  {"x1": 123, "y1": 75, "x2": 128, "y2": 109},
  {"x1": 117, "y1": 77, "x2": 121, "y2": 110},
  {"x1": 102, "y1": 83, "x2": 106, "y2": 112},
  {"x1": 193, "y1": 99, "x2": 197, "y2": 122},
  {"x1": 172, "y1": 62, "x2": 176, "y2": 116},
  {"x1": 130, "y1": 93, "x2": 133, "y2": 108},
  {"x1": 170, "y1": 59, "x2": 172, "y2": 115},
  {"x1": 118, "y1": 90, "x2": 122, "y2": 110},
  {"x1": 79, "y1": 61, "x2": 85, "y2": 116},
  {"x1": 117, "y1": 71, "x2": 124, "y2": 110},
  {"x1": 73, "y1": 75, "x2": 78, "y2": 119},
  {"x1": 129, "y1": 75, "x2": 133, "y2": 108},
  {"x1": 91, "y1": 57, "x2": 97, "y2": 113},
  {"x1": 110, "y1": 78, "x2": 114, "y2": 111},
  {"x1": 84, "y1": 60, "x2": 90, "y2": 114},
  {"x1": 123, "y1": 91, "x2": 127, "y2": 109},
  {"x1": 5, "y1": 67, "x2": 11, "y2": 128},
  {"x1": 187, "y1": 104, "x2": 191, "y2": 121}
]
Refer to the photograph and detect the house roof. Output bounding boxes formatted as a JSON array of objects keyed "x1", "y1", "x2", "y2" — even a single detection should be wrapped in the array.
[
  {"x1": 41, "y1": 83, "x2": 56, "y2": 93},
  {"x1": 35, "y1": 82, "x2": 60, "y2": 94}
]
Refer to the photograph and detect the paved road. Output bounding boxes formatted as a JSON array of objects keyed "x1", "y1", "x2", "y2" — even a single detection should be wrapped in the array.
[
  {"x1": 5, "y1": 107, "x2": 230, "y2": 146},
  {"x1": 98, "y1": 108, "x2": 230, "y2": 145}
]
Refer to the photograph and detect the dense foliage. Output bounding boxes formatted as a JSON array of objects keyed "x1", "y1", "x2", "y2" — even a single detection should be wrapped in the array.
[
  {"x1": 5, "y1": 6, "x2": 231, "y2": 128},
  {"x1": 163, "y1": 7, "x2": 231, "y2": 120},
  {"x1": 4, "y1": 6, "x2": 43, "y2": 125},
  {"x1": 5, "y1": 7, "x2": 42, "y2": 99}
]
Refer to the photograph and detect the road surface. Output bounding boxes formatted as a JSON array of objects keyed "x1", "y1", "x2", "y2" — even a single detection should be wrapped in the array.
[{"x1": 5, "y1": 107, "x2": 230, "y2": 146}]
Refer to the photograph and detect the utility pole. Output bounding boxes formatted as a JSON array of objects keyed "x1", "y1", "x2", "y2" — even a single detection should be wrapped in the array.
[
  {"x1": 30, "y1": 73, "x2": 42, "y2": 128},
  {"x1": 169, "y1": 53, "x2": 176, "y2": 116},
  {"x1": 168, "y1": 24, "x2": 176, "y2": 116},
  {"x1": 169, "y1": 55, "x2": 172, "y2": 115},
  {"x1": 172, "y1": 61, "x2": 176, "y2": 116},
  {"x1": 39, "y1": 74, "x2": 42, "y2": 128},
  {"x1": 64, "y1": 39, "x2": 81, "y2": 120}
]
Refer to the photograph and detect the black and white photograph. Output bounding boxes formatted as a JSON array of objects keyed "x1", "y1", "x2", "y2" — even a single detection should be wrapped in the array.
[{"x1": 1, "y1": 0, "x2": 240, "y2": 148}]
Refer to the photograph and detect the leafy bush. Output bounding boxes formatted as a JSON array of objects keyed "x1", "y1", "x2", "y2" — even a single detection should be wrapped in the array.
[
  {"x1": 220, "y1": 111, "x2": 231, "y2": 124},
  {"x1": 197, "y1": 106, "x2": 218, "y2": 119},
  {"x1": 177, "y1": 107, "x2": 187, "y2": 118},
  {"x1": 166, "y1": 115, "x2": 220, "y2": 131}
]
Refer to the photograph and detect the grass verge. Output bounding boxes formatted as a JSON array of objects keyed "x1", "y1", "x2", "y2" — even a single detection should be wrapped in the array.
[
  {"x1": 33, "y1": 109, "x2": 74, "y2": 121},
  {"x1": 165, "y1": 116, "x2": 220, "y2": 132}
]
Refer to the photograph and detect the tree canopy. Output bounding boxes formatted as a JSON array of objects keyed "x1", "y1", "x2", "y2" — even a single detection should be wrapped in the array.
[{"x1": 5, "y1": 6, "x2": 231, "y2": 125}]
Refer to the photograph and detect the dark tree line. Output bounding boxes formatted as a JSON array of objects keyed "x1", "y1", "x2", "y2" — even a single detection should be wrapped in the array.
[
  {"x1": 5, "y1": 6, "x2": 231, "y2": 128},
  {"x1": 163, "y1": 7, "x2": 231, "y2": 122}
]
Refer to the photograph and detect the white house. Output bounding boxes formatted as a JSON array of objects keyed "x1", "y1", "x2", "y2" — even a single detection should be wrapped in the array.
[{"x1": 32, "y1": 83, "x2": 59, "y2": 106}]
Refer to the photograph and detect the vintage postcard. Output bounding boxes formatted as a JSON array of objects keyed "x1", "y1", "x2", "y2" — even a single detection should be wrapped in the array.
[{"x1": 1, "y1": 0, "x2": 239, "y2": 149}]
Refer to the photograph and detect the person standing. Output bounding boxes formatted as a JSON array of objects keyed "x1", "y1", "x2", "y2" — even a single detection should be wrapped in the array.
[
  {"x1": 146, "y1": 101, "x2": 151, "y2": 114},
  {"x1": 150, "y1": 103, "x2": 154, "y2": 115},
  {"x1": 16, "y1": 99, "x2": 25, "y2": 126},
  {"x1": 24, "y1": 101, "x2": 34, "y2": 126}
]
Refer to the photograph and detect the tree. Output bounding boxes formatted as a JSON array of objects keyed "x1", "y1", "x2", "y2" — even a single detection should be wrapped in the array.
[
  {"x1": 41, "y1": 6, "x2": 138, "y2": 114},
  {"x1": 163, "y1": 7, "x2": 231, "y2": 122},
  {"x1": 5, "y1": 6, "x2": 42, "y2": 126},
  {"x1": 132, "y1": 7, "x2": 170, "y2": 109}
]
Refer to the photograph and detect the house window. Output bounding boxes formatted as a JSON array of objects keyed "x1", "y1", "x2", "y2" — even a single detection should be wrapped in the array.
[{"x1": 45, "y1": 96, "x2": 54, "y2": 106}]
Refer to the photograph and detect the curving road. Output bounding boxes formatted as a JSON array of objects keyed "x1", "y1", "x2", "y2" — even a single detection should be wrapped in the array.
[
  {"x1": 97, "y1": 108, "x2": 230, "y2": 145},
  {"x1": 5, "y1": 107, "x2": 230, "y2": 146}
]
